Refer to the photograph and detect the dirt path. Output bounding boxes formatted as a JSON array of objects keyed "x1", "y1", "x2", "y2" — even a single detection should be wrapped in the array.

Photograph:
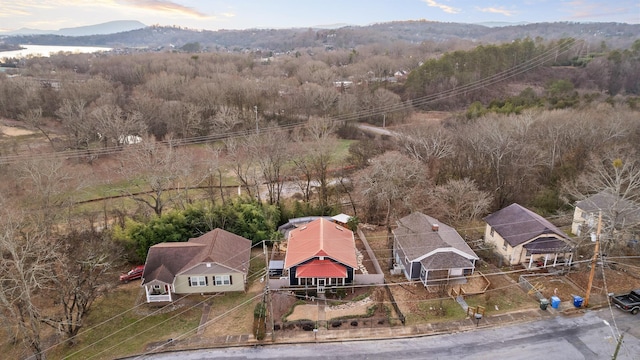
[{"x1": 0, "y1": 125, "x2": 34, "y2": 136}]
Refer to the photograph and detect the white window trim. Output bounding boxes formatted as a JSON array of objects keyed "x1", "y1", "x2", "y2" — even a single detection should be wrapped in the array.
[
  {"x1": 214, "y1": 275, "x2": 231, "y2": 286},
  {"x1": 190, "y1": 276, "x2": 207, "y2": 287}
]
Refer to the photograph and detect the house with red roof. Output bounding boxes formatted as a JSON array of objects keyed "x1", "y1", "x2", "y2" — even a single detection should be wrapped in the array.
[
  {"x1": 283, "y1": 218, "x2": 358, "y2": 293},
  {"x1": 141, "y1": 228, "x2": 252, "y2": 303}
]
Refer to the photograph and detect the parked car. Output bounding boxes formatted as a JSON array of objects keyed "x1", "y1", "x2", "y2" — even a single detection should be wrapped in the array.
[
  {"x1": 119, "y1": 265, "x2": 144, "y2": 283},
  {"x1": 610, "y1": 289, "x2": 640, "y2": 315}
]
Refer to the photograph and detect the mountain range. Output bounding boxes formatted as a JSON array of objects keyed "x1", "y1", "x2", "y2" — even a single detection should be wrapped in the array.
[
  {"x1": 1, "y1": 20, "x2": 638, "y2": 52},
  {"x1": 2, "y1": 20, "x2": 147, "y2": 37}
]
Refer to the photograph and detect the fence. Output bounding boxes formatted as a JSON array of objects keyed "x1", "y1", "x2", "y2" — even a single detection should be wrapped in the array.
[{"x1": 519, "y1": 274, "x2": 546, "y2": 300}]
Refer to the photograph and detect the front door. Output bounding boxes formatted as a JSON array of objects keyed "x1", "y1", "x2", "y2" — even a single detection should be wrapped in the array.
[{"x1": 317, "y1": 278, "x2": 326, "y2": 293}]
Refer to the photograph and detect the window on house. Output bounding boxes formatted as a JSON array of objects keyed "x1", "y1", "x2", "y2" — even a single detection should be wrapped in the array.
[
  {"x1": 189, "y1": 276, "x2": 207, "y2": 287},
  {"x1": 490, "y1": 228, "x2": 495, "y2": 237},
  {"x1": 214, "y1": 275, "x2": 232, "y2": 286},
  {"x1": 420, "y1": 268, "x2": 426, "y2": 279},
  {"x1": 502, "y1": 239, "x2": 507, "y2": 251}
]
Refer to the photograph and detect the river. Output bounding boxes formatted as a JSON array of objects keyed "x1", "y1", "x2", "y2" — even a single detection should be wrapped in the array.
[{"x1": 0, "y1": 44, "x2": 112, "y2": 60}]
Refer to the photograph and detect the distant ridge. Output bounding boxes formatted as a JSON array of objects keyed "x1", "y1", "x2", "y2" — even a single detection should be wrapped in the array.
[
  {"x1": 2, "y1": 20, "x2": 147, "y2": 36},
  {"x1": 475, "y1": 21, "x2": 530, "y2": 27}
]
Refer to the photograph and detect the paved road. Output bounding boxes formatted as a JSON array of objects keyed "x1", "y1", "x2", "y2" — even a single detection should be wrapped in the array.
[{"x1": 137, "y1": 309, "x2": 639, "y2": 360}]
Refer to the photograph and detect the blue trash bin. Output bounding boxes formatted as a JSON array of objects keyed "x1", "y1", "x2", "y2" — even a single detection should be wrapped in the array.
[
  {"x1": 551, "y1": 296, "x2": 561, "y2": 309},
  {"x1": 573, "y1": 295, "x2": 584, "y2": 308}
]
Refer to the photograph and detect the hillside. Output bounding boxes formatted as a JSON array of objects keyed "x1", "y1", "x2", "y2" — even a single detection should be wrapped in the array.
[{"x1": 2, "y1": 21, "x2": 639, "y2": 51}]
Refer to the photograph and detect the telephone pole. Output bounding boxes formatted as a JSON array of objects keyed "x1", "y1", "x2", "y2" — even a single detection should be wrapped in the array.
[
  {"x1": 584, "y1": 212, "x2": 602, "y2": 308},
  {"x1": 254, "y1": 105, "x2": 259, "y2": 134}
]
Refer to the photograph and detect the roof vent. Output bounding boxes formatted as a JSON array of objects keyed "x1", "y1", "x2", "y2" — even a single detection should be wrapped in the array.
[{"x1": 432, "y1": 224, "x2": 439, "y2": 232}]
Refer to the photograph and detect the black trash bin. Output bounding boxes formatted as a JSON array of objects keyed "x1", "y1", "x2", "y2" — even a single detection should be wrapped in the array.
[{"x1": 540, "y1": 298, "x2": 549, "y2": 310}]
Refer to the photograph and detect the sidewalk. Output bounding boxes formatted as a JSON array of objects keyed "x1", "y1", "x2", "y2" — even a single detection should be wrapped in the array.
[{"x1": 145, "y1": 305, "x2": 567, "y2": 354}]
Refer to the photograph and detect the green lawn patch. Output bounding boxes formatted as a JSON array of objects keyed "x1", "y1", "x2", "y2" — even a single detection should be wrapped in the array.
[{"x1": 48, "y1": 285, "x2": 201, "y2": 360}]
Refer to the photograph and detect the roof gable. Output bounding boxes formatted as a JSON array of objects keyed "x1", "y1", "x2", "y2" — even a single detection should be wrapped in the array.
[
  {"x1": 393, "y1": 212, "x2": 478, "y2": 263},
  {"x1": 484, "y1": 203, "x2": 570, "y2": 247},
  {"x1": 576, "y1": 191, "x2": 640, "y2": 225},
  {"x1": 284, "y1": 218, "x2": 357, "y2": 269},
  {"x1": 183, "y1": 228, "x2": 252, "y2": 273}
]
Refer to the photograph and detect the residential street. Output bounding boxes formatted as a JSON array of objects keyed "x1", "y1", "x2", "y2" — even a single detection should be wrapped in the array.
[{"x1": 138, "y1": 308, "x2": 639, "y2": 359}]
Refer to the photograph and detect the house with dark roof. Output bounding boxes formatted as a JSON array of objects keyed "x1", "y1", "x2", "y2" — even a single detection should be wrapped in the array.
[
  {"x1": 283, "y1": 217, "x2": 358, "y2": 293},
  {"x1": 571, "y1": 191, "x2": 640, "y2": 238},
  {"x1": 141, "y1": 228, "x2": 252, "y2": 303},
  {"x1": 392, "y1": 212, "x2": 479, "y2": 287},
  {"x1": 484, "y1": 203, "x2": 574, "y2": 268}
]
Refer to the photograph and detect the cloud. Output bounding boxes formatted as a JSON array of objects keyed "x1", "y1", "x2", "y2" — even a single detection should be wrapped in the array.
[
  {"x1": 121, "y1": 0, "x2": 208, "y2": 18},
  {"x1": 477, "y1": 7, "x2": 516, "y2": 17},
  {"x1": 564, "y1": 0, "x2": 632, "y2": 21},
  {"x1": 422, "y1": 0, "x2": 461, "y2": 14}
]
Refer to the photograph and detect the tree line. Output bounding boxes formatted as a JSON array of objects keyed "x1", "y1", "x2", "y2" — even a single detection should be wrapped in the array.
[{"x1": 0, "y1": 34, "x2": 639, "y2": 359}]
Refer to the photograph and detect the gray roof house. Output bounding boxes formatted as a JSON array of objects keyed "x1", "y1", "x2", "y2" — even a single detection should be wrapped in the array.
[
  {"x1": 141, "y1": 228, "x2": 251, "y2": 303},
  {"x1": 392, "y1": 212, "x2": 479, "y2": 287},
  {"x1": 484, "y1": 203, "x2": 574, "y2": 268},
  {"x1": 571, "y1": 191, "x2": 640, "y2": 237}
]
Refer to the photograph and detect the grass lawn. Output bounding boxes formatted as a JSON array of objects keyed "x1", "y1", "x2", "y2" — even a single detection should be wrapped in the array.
[
  {"x1": 47, "y1": 284, "x2": 202, "y2": 360},
  {"x1": 405, "y1": 298, "x2": 467, "y2": 324}
]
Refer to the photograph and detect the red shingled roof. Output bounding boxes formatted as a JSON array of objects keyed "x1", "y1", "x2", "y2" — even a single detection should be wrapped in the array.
[
  {"x1": 284, "y1": 218, "x2": 357, "y2": 269},
  {"x1": 295, "y1": 259, "x2": 347, "y2": 278}
]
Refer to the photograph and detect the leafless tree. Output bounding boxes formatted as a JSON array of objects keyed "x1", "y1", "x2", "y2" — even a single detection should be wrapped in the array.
[
  {"x1": 224, "y1": 137, "x2": 260, "y2": 201},
  {"x1": 396, "y1": 122, "x2": 454, "y2": 178},
  {"x1": 42, "y1": 229, "x2": 120, "y2": 341},
  {"x1": 92, "y1": 105, "x2": 147, "y2": 147},
  {"x1": 562, "y1": 147, "x2": 640, "y2": 251},
  {"x1": 56, "y1": 99, "x2": 93, "y2": 149},
  {"x1": 354, "y1": 151, "x2": 429, "y2": 232},
  {"x1": 117, "y1": 138, "x2": 189, "y2": 216},
  {"x1": 19, "y1": 107, "x2": 56, "y2": 150},
  {"x1": 18, "y1": 157, "x2": 78, "y2": 234},
  {"x1": 427, "y1": 178, "x2": 493, "y2": 226},
  {"x1": 0, "y1": 212, "x2": 58, "y2": 360},
  {"x1": 246, "y1": 128, "x2": 290, "y2": 205}
]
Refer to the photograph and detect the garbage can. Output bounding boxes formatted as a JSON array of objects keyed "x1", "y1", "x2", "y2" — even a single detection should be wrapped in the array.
[
  {"x1": 551, "y1": 296, "x2": 561, "y2": 309},
  {"x1": 573, "y1": 295, "x2": 584, "y2": 308},
  {"x1": 540, "y1": 298, "x2": 549, "y2": 310}
]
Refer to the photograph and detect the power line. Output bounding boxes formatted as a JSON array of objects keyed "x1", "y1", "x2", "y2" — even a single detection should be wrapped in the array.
[{"x1": 0, "y1": 37, "x2": 580, "y2": 166}]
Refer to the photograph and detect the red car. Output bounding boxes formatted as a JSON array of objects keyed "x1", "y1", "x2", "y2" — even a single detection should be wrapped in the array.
[{"x1": 119, "y1": 265, "x2": 144, "y2": 283}]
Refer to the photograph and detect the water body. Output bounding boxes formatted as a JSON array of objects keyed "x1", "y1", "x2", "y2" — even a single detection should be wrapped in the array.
[{"x1": 0, "y1": 44, "x2": 112, "y2": 60}]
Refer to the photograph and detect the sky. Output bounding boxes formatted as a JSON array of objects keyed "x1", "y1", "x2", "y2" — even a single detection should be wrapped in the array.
[{"x1": 1, "y1": 0, "x2": 639, "y2": 33}]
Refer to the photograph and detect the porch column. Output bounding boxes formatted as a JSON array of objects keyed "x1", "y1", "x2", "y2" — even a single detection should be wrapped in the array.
[
  {"x1": 543, "y1": 254, "x2": 549, "y2": 267},
  {"x1": 553, "y1": 253, "x2": 559, "y2": 267},
  {"x1": 567, "y1": 253, "x2": 573, "y2": 266},
  {"x1": 528, "y1": 256, "x2": 534, "y2": 269}
]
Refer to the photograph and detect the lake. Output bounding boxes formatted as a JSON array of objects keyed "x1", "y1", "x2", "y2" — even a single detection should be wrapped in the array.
[{"x1": 0, "y1": 44, "x2": 112, "y2": 60}]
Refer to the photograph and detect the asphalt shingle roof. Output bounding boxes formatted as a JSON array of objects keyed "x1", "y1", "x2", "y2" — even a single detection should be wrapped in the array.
[
  {"x1": 483, "y1": 203, "x2": 570, "y2": 247},
  {"x1": 393, "y1": 212, "x2": 478, "y2": 268}
]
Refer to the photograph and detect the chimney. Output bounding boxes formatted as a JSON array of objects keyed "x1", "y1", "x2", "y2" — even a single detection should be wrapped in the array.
[{"x1": 432, "y1": 224, "x2": 439, "y2": 232}]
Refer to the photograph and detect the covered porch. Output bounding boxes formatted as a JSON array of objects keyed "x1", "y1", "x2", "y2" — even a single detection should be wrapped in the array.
[
  {"x1": 295, "y1": 259, "x2": 350, "y2": 293},
  {"x1": 144, "y1": 281, "x2": 173, "y2": 303},
  {"x1": 523, "y1": 236, "x2": 574, "y2": 269}
]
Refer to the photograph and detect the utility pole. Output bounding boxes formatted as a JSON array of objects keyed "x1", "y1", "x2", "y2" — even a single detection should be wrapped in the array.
[
  {"x1": 382, "y1": 113, "x2": 386, "y2": 128},
  {"x1": 584, "y1": 212, "x2": 602, "y2": 308},
  {"x1": 254, "y1": 105, "x2": 259, "y2": 134}
]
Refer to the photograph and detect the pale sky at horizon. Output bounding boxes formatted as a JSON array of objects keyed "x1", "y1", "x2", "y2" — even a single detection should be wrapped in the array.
[{"x1": 1, "y1": 0, "x2": 639, "y2": 33}]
